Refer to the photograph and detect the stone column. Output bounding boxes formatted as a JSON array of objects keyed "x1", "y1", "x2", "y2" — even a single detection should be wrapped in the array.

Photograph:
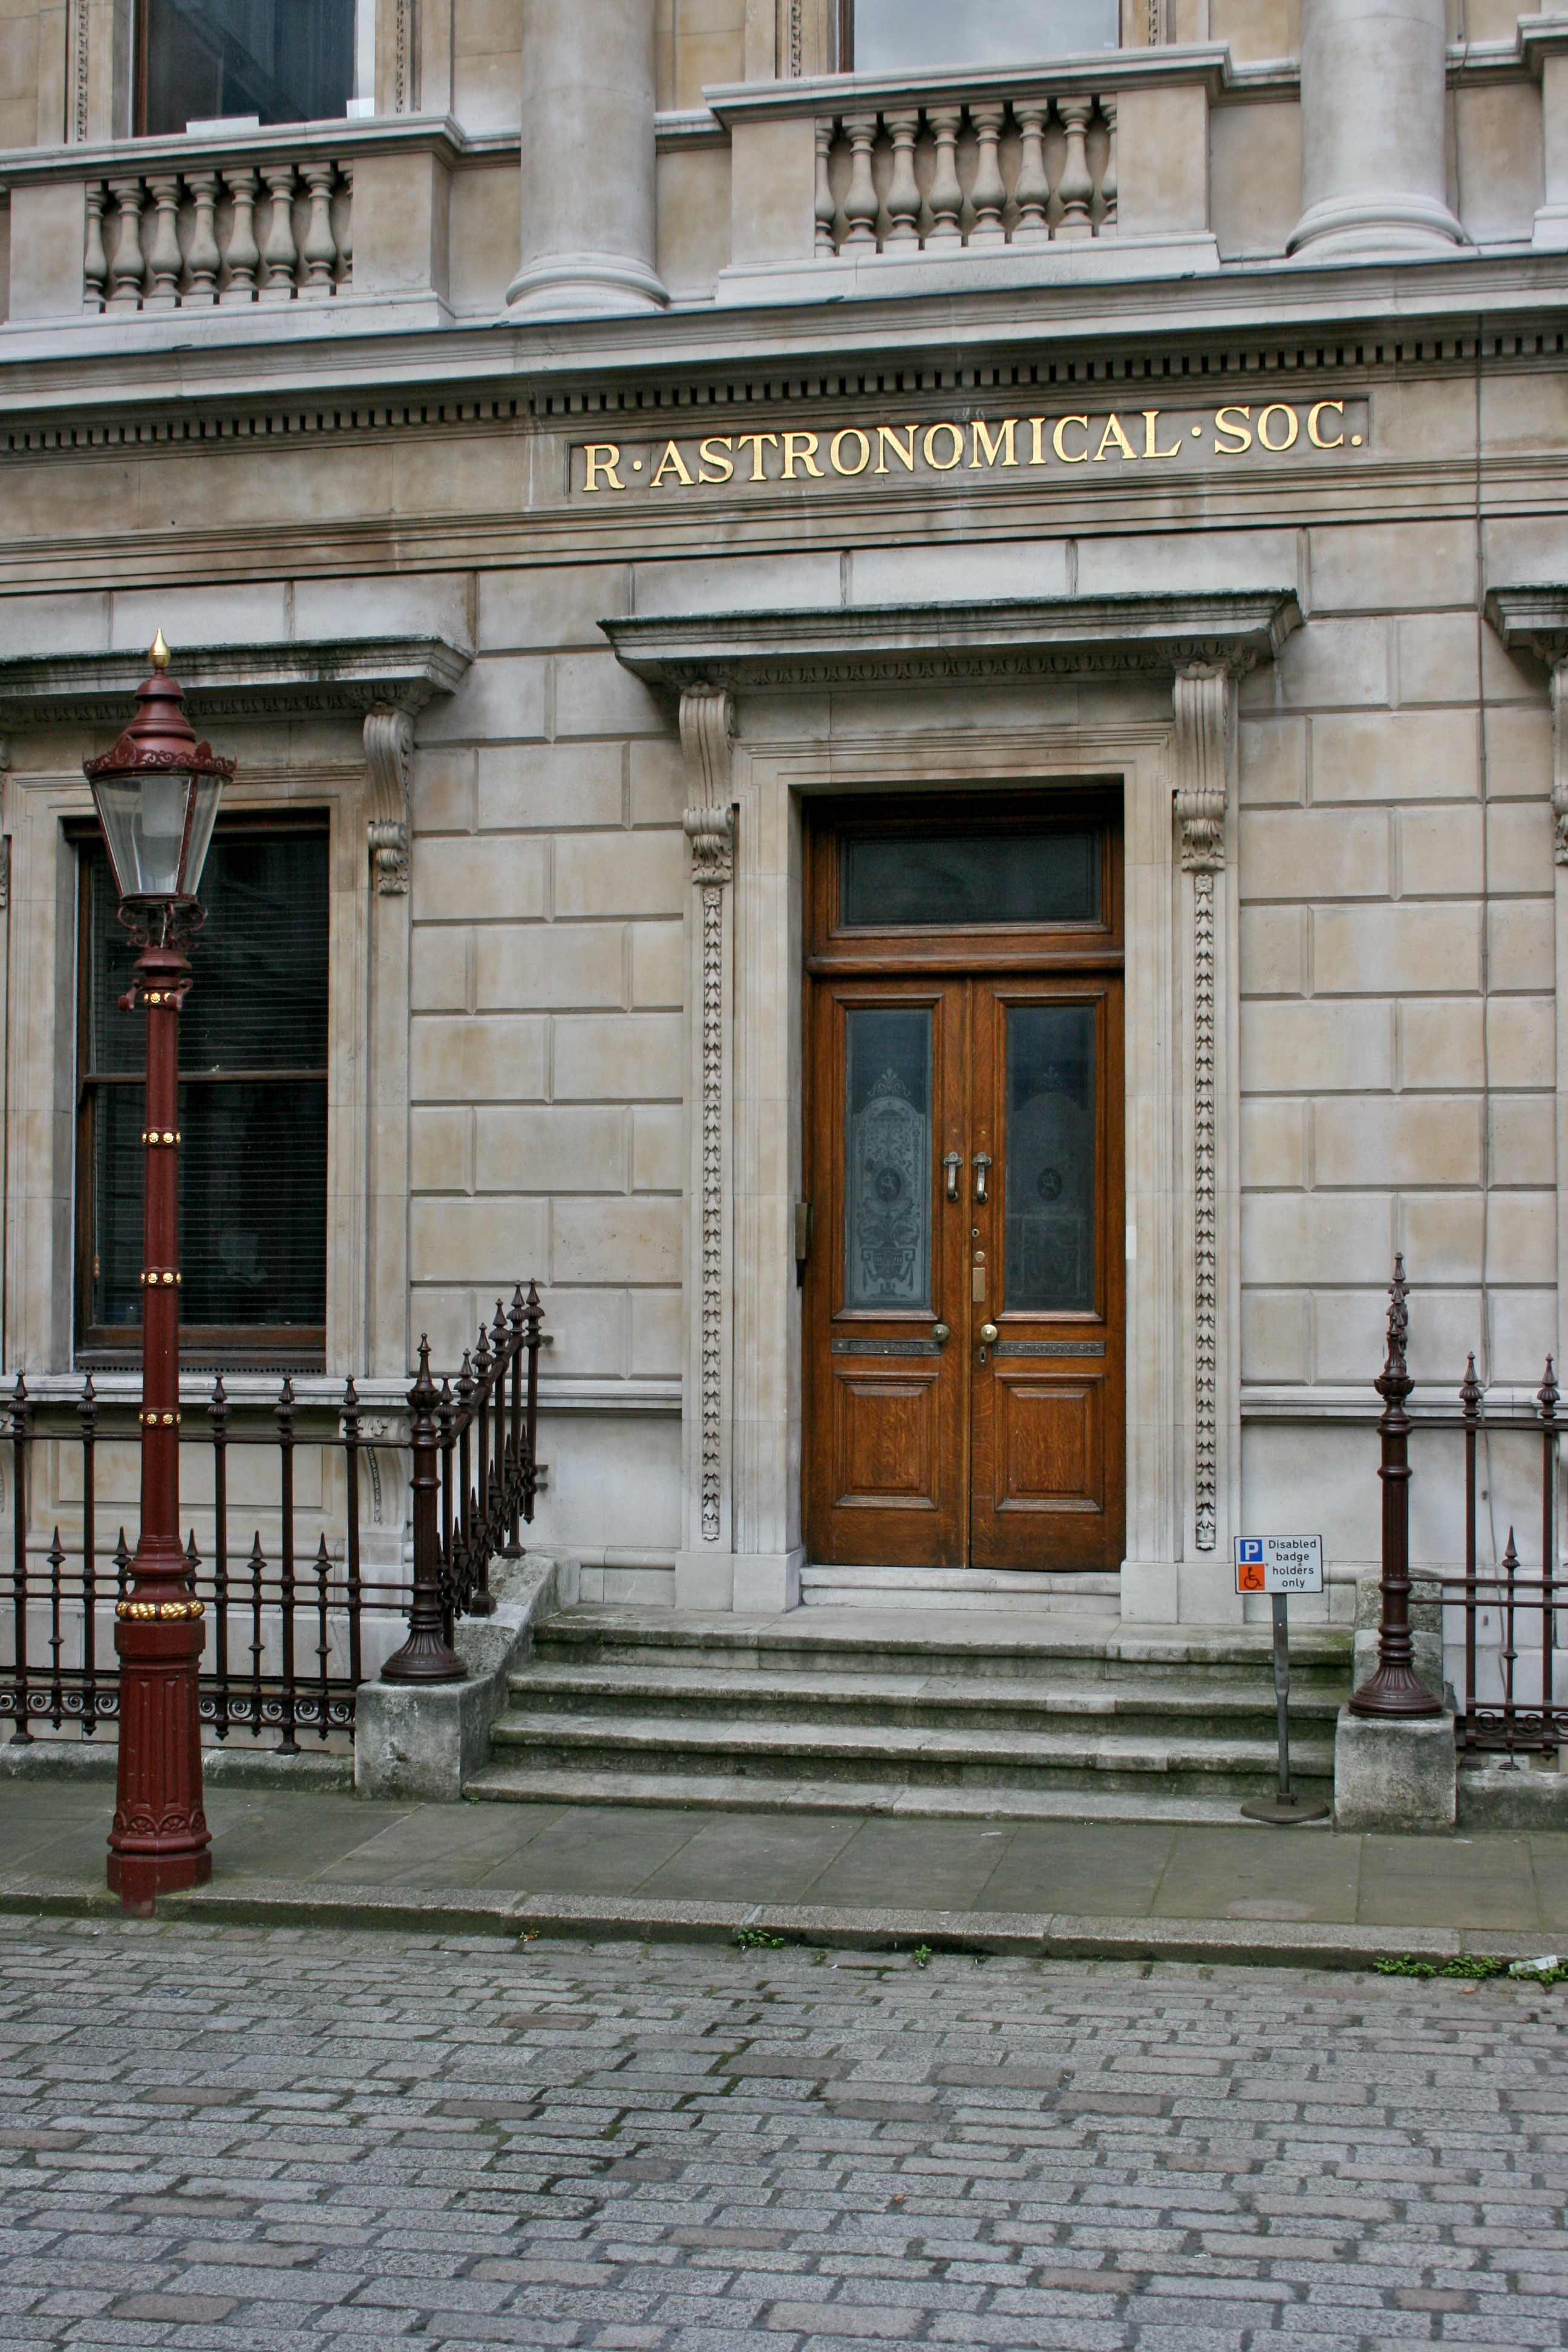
[
  {"x1": 1289, "y1": 0, "x2": 1462, "y2": 263},
  {"x1": 675, "y1": 687, "x2": 737, "y2": 1609},
  {"x1": 506, "y1": 0, "x2": 667, "y2": 318}
]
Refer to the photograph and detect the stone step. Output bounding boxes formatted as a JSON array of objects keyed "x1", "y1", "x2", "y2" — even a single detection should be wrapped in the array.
[
  {"x1": 531, "y1": 1606, "x2": 1354, "y2": 1691},
  {"x1": 504, "y1": 1659, "x2": 1344, "y2": 1737},
  {"x1": 463, "y1": 1760, "x2": 1314, "y2": 1827},
  {"x1": 799, "y1": 1565, "x2": 1123, "y2": 1614},
  {"x1": 484, "y1": 1707, "x2": 1337, "y2": 1797}
]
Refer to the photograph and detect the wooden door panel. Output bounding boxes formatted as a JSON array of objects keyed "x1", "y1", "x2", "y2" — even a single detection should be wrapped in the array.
[
  {"x1": 991, "y1": 1376, "x2": 1104, "y2": 1511},
  {"x1": 834, "y1": 1374, "x2": 939, "y2": 1506}
]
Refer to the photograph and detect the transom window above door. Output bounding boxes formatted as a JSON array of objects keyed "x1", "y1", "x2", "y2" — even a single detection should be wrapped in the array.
[
  {"x1": 842, "y1": 0, "x2": 1120, "y2": 74},
  {"x1": 138, "y1": 0, "x2": 358, "y2": 135}
]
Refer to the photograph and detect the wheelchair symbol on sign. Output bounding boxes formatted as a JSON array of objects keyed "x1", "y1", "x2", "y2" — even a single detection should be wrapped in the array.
[{"x1": 1236, "y1": 1538, "x2": 1266, "y2": 1592}]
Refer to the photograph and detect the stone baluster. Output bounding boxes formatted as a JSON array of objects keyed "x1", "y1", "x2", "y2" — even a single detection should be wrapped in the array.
[
  {"x1": 184, "y1": 171, "x2": 221, "y2": 301},
  {"x1": 841, "y1": 111, "x2": 880, "y2": 249},
  {"x1": 814, "y1": 118, "x2": 837, "y2": 253},
  {"x1": 335, "y1": 164, "x2": 353, "y2": 284},
  {"x1": 143, "y1": 174, "x2": 183, "y2": 306},
  {"x1": 106, "y1": 178, "x2": 147, "y2": 307},
  {"x1": 884, "y1": 108, "x2": 921, "y2": 244},
  {"x1": 925, "y1": 106, "x2": 964, "y2": 246},
  {"x1": 967, "y1": 102, "x2": 1007, "y2": 246},
  {"x1": 1098, "y1": 95, "x2": 1117, "y2": 230},
  {"x1": 1290, "y1": 0, "x2": 1460, "y2": 259},
  {"x1": 257, "y1": 163, "x2": 299, "y2": 299},
  {"x1": 1056, "y1": 95, "x2": 1094, "y2": 240},
  {"x1": 301, "y1": 162, "x2": 338, "y2": 295},
  {"x1": 221, "y1": 168, "x2": 260, "y2": 301},
  {"x1": 83, "y1": 182, "x2": 109, "y2": 310},
  {"x1": 1012, "y1": 102, "x2": 1051, "y2": 241},
  {"x1": 507, "y1": 0, "x2": 666, "y2": 317}
]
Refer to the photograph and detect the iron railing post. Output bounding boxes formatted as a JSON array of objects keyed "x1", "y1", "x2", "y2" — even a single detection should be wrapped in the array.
[
  {"x1": 10, "y1": 1376, "x2": 30, "y2": 1743},
  {"x1": 380, "y1": 1337, "x2": 464, "y2": 1683},
  {"x1": 1460, "y1": 1353, "x2": 1481, "y2": 1754},
  {"x1": 1350, "y1": 1255, "x2": 1442, "y2": 1717},
  {"x1": 1540, "y1": 1357, "x2": 1558, "y2": 1751}
]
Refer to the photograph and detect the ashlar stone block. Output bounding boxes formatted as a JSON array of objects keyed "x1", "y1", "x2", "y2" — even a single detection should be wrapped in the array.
[
  {"x1": 552, "y1": 1197, "x2": 682, "y2": 1284},
  {"x1": 551, "y1": 1012, "x2": 684, "y2": 1100},
  {"x1": 1399, "y1": 1194, "x2": 1484, "y2": 1285},
  {"x1": 1313, "y1": 903, "x2": 1481, "y2": 996},
  {"x1": 1310, "y1": 711, "x2": 1478, "y2": 803},
  {"x1": 1240, "y1": 1000, "x2": 1393, "y2": 1093},
  {"x1": 1333, "y1": 1707, "x2": 1456, "y2": 1834},
  {"x1": 1240, "y1": 1193, "x2": 1394, "y2": 1285},
  {"x1": 477, "y1": 564, "x2": 631, "y2": 652},
  {"x1": 1310, "y1": 1286, "x2": 1394, "y2": 1383},
  {"x1": 632, "y1": 1103, "x2": 683, "y2": 1192},
  {"x1": 630, "y1": 920, "x2": 682, "y2": 1008},
  {"x1": 1313, "y1": 1094, "x2": 1483, "y2": 1187},
  {"x1": 1485, "y1": 1192, "x2": 1558, "y2": 1285},
  {"x1": 1399, "y1": 997, "x2": 1483, "y2": 1089},
  {"x1": 1486, "y1": 995, "x2": 1556, "y2": 1090},
  {"x1": 1397, "y1": 805, "x2": 1482, "y2": 898},
  {"x1": 1310, "y1": 520, "x2": 1476, "y2": 613},
  {"x1": 410, "y1": 1014, "x2": 547, "y2": 1103},
  {"x1": 631, "y1": 1287, "x2": 682, "y2": 1378},
  {"x1": 477, "y1": 923, "x2": 627, "y2": 1011},
  {"x1": 474, "y1": 1103, "x2": 628, "y2": 1193},
  {"x1": 1240, "y1": 808, "x2": 1390, "y2": 900},
  {"x1": 1489, "y1": 1095, "x2": 1556, "y2": 1187},
  {"x1": 410, "y1": 927, "x2": 471, "y2": 1013},
  {"x1": 1239, "y1": 1098, "x2": 1307, "y2": 1187},
  {"x1": 1240, "y1": 1289, "x2": 1310, "y2": 1382},
  {"x1": 1237, "y1": 717, "x2": 1306, "y2": 808},
  {"x1": 1240, "y1": 904, "x2": 1306, "y2": 995},
  {"x1": 409, "y1": 1195, "x2": 547, "y2": 1285},
  {"x1": 410, "y1": 1106, "x2": 474, "y2": 1194},
  {"x1": 478, "y1": 743, "x2": 626, "y2": 832},
  {"x1": 554, "y1": 829, "x2": 684, "y2": 918},
  {"x1": 1485, "y1": 800, "x2": 1555, "y2": 895},
  {"x1": 1488, "y1": 898, "x2": 1555, "y2": 993},
  {"x1": 413, "y1": 836, "x2": 548, "y2": 923}
]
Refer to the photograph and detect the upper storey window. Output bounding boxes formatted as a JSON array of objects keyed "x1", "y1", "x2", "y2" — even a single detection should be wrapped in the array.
[
  {"x1": 845, "y1": 0, "x2": 1119, "y2": 73},
  {"x1": 139, "y1": 0, "x2": 355, "y2": 135}
]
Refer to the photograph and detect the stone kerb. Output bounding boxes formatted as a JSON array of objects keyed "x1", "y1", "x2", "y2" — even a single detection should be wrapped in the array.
[{"x1": 354, "y1": 1551, "x2": 580, "y2": 1802}]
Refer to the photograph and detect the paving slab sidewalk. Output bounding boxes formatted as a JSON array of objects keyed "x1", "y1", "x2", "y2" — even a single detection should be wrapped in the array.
[{"x1": 1, "y1": 1774, "x2": 1564, "y2": 1968}]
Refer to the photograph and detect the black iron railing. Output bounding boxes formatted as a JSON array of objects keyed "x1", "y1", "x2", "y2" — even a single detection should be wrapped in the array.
[
  {"x1": 1441, "y1": 1351, "x2": 1563, "y2": 1760},
  {"x1": 0, "y1": 1282, "x2": 544, "y2": 1749}
]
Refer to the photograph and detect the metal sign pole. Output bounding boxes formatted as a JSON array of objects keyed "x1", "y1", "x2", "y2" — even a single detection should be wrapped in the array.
[
  {"x1": 1235, "y1": 1535, "x2": 1332, "y2": 1827},
  {"x1": 1241, "y1": 1594, "x2": 1329, "y2": 1824}
]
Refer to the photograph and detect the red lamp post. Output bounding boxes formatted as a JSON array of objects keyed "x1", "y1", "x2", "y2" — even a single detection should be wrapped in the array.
[{"x1": 85, "y1": 633, "x2": 235, "y2": 1914}]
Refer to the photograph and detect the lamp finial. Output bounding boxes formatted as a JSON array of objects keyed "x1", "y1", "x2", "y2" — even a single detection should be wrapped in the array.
[{"x1": 149, "y1": 630, "x2": 170, "y2": 673}]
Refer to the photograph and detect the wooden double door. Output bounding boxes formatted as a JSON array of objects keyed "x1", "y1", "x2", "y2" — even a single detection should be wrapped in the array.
[{"x1": 803, "y1": 797, "x2": 1125, "y2": 1573}]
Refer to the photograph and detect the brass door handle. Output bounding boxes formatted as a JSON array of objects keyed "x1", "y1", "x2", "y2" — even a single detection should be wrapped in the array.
[
  {"x1": 973, "y1": 1152, "x2": 992, "y2": 1204},
  {"x1": 979, "y1": 1322, "x2": 999, "y2": 1345},
  {"x1": 942, "y1": 1152, "x2": 963, "y2": 1203}
]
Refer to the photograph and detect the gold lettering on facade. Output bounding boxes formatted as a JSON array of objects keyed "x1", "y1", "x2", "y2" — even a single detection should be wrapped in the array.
[
  {"x1": 572, "y1": 400, "x2": 1370, "y2": 491},
  {"x1": 650, "y1": 439, "x2": 694, "y2": 487},
  {"x1": 876, "y1": 424, "x2": 918, "y2": 473},
  {"x1": 1256, "y1": 403, "x2": 1299, "y2": 451},
  {"x1": 1053, "y1": 414, "x2": 1091, "y2": 463},
  {"x1": 970, "y1": 417, "x2": 1018, "y2": 468},
  {"x1": 1307, "y1": 399, "x2": 1345, "y2": 448},
  {"x1": 782, "y1": 431, "x2": 824, "y2": 479},
  {"x1": 831, "y1": 428, "x2": 872, "y2": 475},
  {"x1": 583, "y1": 443, "x2": 624, "y2": 492}
]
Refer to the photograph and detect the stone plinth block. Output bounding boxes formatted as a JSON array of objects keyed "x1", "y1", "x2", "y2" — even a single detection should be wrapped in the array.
[
  {"x1": 1333, "y1": 1704, "x2": 1457, "y2": 1834},
  {"x1": 355, "y1": 1553, "x2": 578, "y2": 1802}
]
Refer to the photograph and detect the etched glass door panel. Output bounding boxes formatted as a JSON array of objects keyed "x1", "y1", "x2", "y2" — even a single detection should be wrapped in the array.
[
  {"x1": 844, "y1": 1007, "x2": 932, "y2": 1313},
  {"x1": 841, "y1": 827, "x2": 1099, "y2": 930},
  {"x1": 1004, "y1": 1004, "x2": 1096, "y2": 1316}
]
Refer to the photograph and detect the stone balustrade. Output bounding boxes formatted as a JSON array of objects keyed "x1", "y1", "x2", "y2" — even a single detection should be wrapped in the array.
[
  {"x1": 815, "y1": 89, "x2": 1117, "y2": 256},
  {"x1": 83, "y1": 149, "x2": 352, "y2": 312}
]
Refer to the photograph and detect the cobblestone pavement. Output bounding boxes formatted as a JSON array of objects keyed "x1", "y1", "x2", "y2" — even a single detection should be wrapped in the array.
[{"x1": 0, "y1": 1917, "x2": 1564, "y2": 2351}]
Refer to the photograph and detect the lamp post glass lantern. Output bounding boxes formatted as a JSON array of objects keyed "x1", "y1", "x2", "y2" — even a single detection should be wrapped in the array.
[{"x1": 85, "y1": 632, "x2": 235, "y2": 1913}]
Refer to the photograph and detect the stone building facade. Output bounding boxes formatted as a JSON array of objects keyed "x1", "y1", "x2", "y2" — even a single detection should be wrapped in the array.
[{"x1": 1, "y1": 0, "x2": 1566, "y2": 1638}]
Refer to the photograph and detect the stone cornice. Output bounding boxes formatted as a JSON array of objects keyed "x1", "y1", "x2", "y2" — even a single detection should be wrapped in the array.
[
  {"x1": 0, "y1": 114, "x2": 500, "y2": 194},
  {"x1": 602, "y1": 592, "x2": 1301, "y2": 692},
  {"x1": 1484, "y1": 584, "x2": 1568, "y2": 661},
  {"x1": 0, "y1": 636, "x2": 472, "y2": 729}
]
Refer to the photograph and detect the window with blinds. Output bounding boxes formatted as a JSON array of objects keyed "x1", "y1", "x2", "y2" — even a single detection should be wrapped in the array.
[{"x1": 76, "y1": 822, "x2": 330, "y2": 1367}]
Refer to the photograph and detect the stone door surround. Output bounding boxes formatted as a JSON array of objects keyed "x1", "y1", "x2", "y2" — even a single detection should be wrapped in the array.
[{"x1": 606, "y1": 589, "x2": 1300, "y2": 1622}]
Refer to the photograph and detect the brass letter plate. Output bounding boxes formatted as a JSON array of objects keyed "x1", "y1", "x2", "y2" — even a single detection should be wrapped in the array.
[
  {"x1": 831, "y1": 1338, "x2": 943, "y2": 1357},
  {"x1": 993, "y1": 1340, "x2": 1107, "y2": 1357}
]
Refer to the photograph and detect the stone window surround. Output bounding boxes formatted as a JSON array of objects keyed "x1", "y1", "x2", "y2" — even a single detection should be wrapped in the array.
[
  {"x1": 64, "y1": 0, "x2": 411, "y2": 144},
  {"x1": 606, "y1": 587, "x2": 1300, "y2": 1626},
  {"x1": 0, "y1": 633, "x2": 469, "y2": 1386}
]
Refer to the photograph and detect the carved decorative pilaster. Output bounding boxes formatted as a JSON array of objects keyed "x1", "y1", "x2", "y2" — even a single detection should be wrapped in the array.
[
  {"x1": 1551, "y1": 660, "x2": 1568, "y2": 864},
  {"x1": 1174, "y1": 664, "x2": 1232, "y2": 1556},
  {"x1": 363, "y1": 705, "x2": 413, "y2": 893},
  {"x1": 681, "y1": 687, "x2": 736, "y2": 1549},
  {"x1": 394, "y1": 0, "x2": 416, "y2": 110}
]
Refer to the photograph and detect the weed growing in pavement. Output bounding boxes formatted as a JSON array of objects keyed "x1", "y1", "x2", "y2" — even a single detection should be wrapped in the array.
[{"x1": 734, "y1": 1928, "x2": 787, "y2": 1950}]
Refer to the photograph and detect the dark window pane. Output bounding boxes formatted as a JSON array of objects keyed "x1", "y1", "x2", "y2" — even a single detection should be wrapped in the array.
[
  {"x1": 1004, "y1": 1003, "x2": 1096, "y2": 1315},
  {"x1": 844, "y1": 1007, "x2": 931, "y2": 1311},
  {"x1": 841, "y1": 828, "x2": 1099, "y2": 929},
  {"x1": 81, "y1": 829, "x2": 328, "y2": 1345},
  {"x1": 142, "y1": 0, "x2": 355, "y2": 134},
  {"x1": 853, "y1": 0, "x2": 1118, "y2": 71}
]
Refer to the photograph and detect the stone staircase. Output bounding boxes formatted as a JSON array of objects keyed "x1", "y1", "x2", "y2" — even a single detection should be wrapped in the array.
[{"x1": 466, "y1": 1604, "x2": 1354, "y2": 1824}]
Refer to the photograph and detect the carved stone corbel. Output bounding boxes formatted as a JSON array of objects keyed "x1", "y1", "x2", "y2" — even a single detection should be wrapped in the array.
[
  {"x1": 363, "y1": 705, "x2": 413, "y2": 894},
  {"x1": 1550, "y1": 660, "x2": 1568, "y2": 864},
  {"x1": 1174, "y1": 662, "x2": 1235, "y2": 1558}
]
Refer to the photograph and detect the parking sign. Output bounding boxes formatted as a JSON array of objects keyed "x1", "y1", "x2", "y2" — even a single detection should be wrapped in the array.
[{"x1": 1234, "y1": 1535, "x2": 1324, "y2": 1595}]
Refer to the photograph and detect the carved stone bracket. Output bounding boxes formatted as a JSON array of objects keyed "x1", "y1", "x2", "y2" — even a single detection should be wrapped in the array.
[
  {"x1": 364, "y1": 706, "x2": 414, "y2": 894},
  {"x1": 1485, "y1": 587, "x2": 1568, "y2": 863},
  {"x1": 1551, "y1": 662, "x2": 1568, "y2": 865}
]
